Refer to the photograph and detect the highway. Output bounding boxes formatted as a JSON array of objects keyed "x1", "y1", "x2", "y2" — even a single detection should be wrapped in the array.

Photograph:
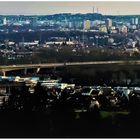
[{"x1": 0, "y1": 60, "x2": 140, "y2": 72}]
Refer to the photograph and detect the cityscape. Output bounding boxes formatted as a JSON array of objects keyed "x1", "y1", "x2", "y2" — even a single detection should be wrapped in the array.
[{"x1": 0, "y1": 1, "x2": 140, "y2": 138}]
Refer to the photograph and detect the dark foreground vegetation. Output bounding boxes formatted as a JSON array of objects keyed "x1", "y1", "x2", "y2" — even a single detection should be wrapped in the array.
[{"x1": 0, "y1": 83, "x2": 140, "y2": 138}]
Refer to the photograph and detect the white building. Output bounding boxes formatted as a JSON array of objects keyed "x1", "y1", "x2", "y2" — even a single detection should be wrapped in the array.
[
  {"x1": 3, "y1": 18, "x2": 7, "y2": 25},
  {"x1": 132, "y1": 17, "x2": 139, "y2": 25},
  {"x1": 120, "y1": 25, "x2": 128, "y2": 33}
]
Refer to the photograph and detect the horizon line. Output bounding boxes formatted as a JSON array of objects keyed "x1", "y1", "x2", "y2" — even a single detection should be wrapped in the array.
[{"x1": 0, "y1": 13, "x2": 140, "y2": 16}]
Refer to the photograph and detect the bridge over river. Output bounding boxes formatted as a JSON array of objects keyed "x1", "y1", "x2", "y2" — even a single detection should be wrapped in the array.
[{"x1": 0, "y1": 60, "x2": 140, "y2": 76}]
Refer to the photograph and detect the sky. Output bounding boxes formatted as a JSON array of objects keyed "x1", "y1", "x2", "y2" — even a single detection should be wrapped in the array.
[{"x1": 0, "y1": 1, "x2": 140, "y2": 15}]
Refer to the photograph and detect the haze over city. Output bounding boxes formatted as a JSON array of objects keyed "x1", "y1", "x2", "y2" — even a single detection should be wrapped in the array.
[{"x1": 0, "y1": 1, "x2": 140, "y2": 15}]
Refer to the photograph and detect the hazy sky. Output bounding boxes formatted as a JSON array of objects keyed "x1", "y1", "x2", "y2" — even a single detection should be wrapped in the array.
[{"x1": 0, "y1": 1, "x2": 140, "y2": 15}]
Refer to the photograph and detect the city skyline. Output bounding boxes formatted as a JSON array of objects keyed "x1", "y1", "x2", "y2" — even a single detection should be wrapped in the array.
[{"x1": 0, "y1": 1, "x2": 140, "y2": 15}]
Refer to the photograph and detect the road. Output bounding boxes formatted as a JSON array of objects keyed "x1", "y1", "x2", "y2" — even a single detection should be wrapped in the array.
[{"x1": 0, "y1": 60, "x2": 140, "y2": 73}]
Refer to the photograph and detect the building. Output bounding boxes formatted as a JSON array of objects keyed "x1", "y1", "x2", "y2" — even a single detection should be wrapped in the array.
[
  {"x1": 3, "y1": 17, "x2": 7, "y2": 25},
  {"x1": 135, "y1": 18, "x2": 139, "y2": 25},
  {"x1": 45, "y1": 41, "x2": 74, "y2": 46},
  {"x1": 132, "y1": 17, "x2": 139, "y2": 25},
  {"x1": 84, "y1": 20, "x2": 91, "y2": 30},
  {"x1": 111, "y1": 26, "x2": 118, "y2": 33},
  {"x1": 105, "y1": 18, "x2": 112, "y2": 30},
  {"x1": 31, "y1": 17, "x2": 38, "y2": 27},
  {"x1": 125, "y1": 47, "x2": 139, "y2": 56},
  {"x1": 120, "y1": 25, "x2": 128, "y2": 33},
  {"x1": 19, "y1": 40, "x2": 39, "y2": 47},
  {"x1": 93, "y1": 20, "x2": 104, "y2": 26},
  {"x1": 68, "y1": 22, "x2": 73, "y2": 28},
  {"x1": 99, "y1": 26, "x2": 107, "y2": 33},
  {"x1": 90, "y1": 21, "x2": 94, "y2": 28}
]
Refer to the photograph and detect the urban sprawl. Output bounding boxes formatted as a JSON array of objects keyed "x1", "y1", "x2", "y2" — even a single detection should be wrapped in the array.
[{"x1": 0, "y1": 12, "x2": 140, "y2": 137}]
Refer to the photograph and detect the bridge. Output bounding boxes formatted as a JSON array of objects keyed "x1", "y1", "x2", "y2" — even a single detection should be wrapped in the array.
[{"x1": 0, "y1": 60, "x2": 140, "y2": 76}]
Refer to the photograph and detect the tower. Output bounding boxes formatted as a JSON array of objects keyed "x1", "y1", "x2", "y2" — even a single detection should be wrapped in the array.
[
  {"x1": 97, "y1": 8, "x2": 99, "y2": 14},
  {"x1": 105, "y1": 18, "x2": 112, "y2": 30},
  {"x1": 93, "y1": 7, "x2": 95, "y2": 14}
]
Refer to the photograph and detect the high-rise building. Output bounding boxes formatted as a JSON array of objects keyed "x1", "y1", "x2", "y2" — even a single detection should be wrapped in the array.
[
  {"x1": 32, "y1": 17, "x2": 38, "y2": 27},
  {"x1": 132, "y1": 18, "x2": 135, "y2": 25},
  {"x1": 68, "y1": 22, "x2": 73, "y2": 28},
  {"x1": 135, "y1": 18, "x2": 139, "y2": 25},
  {"x1": 3, "y1": 17, "x2": 7, "y2": 25},
  {"x1": 105, "y1": 18, "x2": 112, "y2": 30},
  {"x1": 84, "y1": 20, "x2": 91, "y2": 30},
  {"x1": 131, "y1": 17, "x2": 139, "y2": 25}
]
